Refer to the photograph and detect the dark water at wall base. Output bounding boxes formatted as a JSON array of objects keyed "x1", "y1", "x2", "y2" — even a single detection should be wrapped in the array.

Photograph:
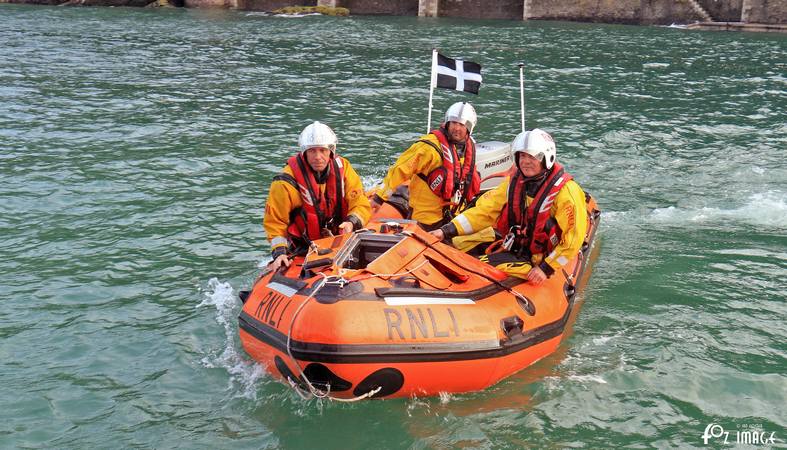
[{"x1": 1, "y1": 5, "x2": 785, "y2": 448}]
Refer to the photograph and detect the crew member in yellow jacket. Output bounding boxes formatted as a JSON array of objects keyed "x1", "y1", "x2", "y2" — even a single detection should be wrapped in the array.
[
  {"x1": 370, "y1": 102, "x2": 481, "y2": 231},
  {"x1": 264, "y1": 121, "x2": 371, "y2": 272},
  {"x1": 430, "y1": 129, "x2": 588, "y2": 285}
]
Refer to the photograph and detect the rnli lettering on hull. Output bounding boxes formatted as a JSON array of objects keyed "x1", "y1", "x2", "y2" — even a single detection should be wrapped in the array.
[
  {"x1": 254, "y1": 291, "x2": 292, "y2": 327},
  {"x1": 384, "y1": 307, "x2": 460, "y2": 340}
]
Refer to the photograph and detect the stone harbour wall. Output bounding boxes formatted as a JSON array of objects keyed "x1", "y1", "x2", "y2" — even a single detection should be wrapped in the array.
[
  {"x1": 317, "y1": 0, "x2": 784, "y2": 25},
  {"x1": 226, "y1": 0, "x2": 314, "y2": 10},
  {"x1": 702, "y1": 0, "x2": 743, "y2": 22},
  {"x1": 10, "y1": 0, "x2": 785, "y2": 25},
  {"x1": 742, "y1": 0, "x2": 787, "y2": 23},
  {"x1": 439, "y1": 0, "x2": 523, "y2": 20},
  {"x1": 340, "y1": 0, "x2": 418, "y2": 16}
]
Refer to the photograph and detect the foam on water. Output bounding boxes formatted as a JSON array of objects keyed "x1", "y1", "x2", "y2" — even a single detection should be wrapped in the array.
[
  {"x1": 257, "y1": 256, "x2": 272, "y2": 269},
  {"x1": 642, "y1": 62, "x2": 671, "y2": 69},
  {"x1": 245, "y1": 12, "x2": 322, "y2": 18},
  {"x1": 360, "y1": 174, "x2": 383, "y2": 192},
  {"x1": 406, "y1": 396, "x2": 433, "y2": 417},
  {"x1": 649, "y1": 191, "x2": 787, "y2": 229},
  {"x1": 567, "y1": 374, "x2": 608, "y2": 384},
  {"x1": 599, "y1": 192, "x2": 786, "y2": 231},
  {"x1": 198, "y1": 278, "x2": 267, "y2": 400}
]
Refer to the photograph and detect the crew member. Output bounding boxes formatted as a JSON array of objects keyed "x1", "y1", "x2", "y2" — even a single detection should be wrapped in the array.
[
  {"x1": 430, "y1": 129, "x2": 588, "y2": 285},
  {"x1": 370, "y1": 102, "x2": 481, "y2": 231},
  {"x1": 264, "y1": 121, "x2": 371, "y2": 271}
]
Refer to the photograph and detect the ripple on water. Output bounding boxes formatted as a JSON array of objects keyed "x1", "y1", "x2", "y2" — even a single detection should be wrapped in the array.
[{"x1": 1, "y1": 6, "x2": 786, "y2": 448}]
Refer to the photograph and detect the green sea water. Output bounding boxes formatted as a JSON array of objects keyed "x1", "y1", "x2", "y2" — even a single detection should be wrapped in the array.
[{"x1": 1, "y1": 4, "x2": 785, "y2": 448}]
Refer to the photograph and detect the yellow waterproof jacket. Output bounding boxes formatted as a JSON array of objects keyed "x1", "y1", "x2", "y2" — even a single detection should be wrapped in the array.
[
  {"x1": 450, "y1": 176, "x2": 588, "y2": 278},
  {"x1": 375, "y1": 133, "x2": 467, "y2": 226},
  {"x1": 263, "y1": 156, "x2": 371, "y2": 254}
]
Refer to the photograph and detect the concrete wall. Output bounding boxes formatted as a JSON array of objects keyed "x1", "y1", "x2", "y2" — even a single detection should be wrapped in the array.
[
  {"x1": 640, "y1": 0, "x2": 705, "y2": 24},
  {"x1": 524, "y1": 0, "x2": 641, "y2": 24},
  {"x1": 523, "y1": 0, "x2": 709, "y2": 25},
  {"x1": 187, "y1": 0, "x2": 233, "y2": 7},
  {"x1": 22, "y1": 0, "x2": 781, "y2": 24},
  {"x1": 439, "y1": 0, "x2": 522, "y2": 20},
  {"x1": 742, "y1": 0, "x2": 787, "y2": 23},
  {"x1": 341, "y1": 0, "x2": 418, "y2": 15},
  {"x1": 233, "y1": 0, "x2": 315, "y2": 10},
  {"x1": 700, "y1": 0, "x2": 743, "y2": 22}
]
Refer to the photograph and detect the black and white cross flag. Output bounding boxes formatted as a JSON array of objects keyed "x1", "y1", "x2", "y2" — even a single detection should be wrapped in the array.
[{"x1": 432, "y1": 52, "x2": 483, "y2": 95}]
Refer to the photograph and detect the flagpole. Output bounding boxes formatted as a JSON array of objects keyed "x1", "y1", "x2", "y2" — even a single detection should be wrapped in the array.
[
  {"x1": 427, "y1": 48, "x2": 437, "y2": 134},
  {"x1": 518, "y1": 62, "x2": 525, "y2": 133}
]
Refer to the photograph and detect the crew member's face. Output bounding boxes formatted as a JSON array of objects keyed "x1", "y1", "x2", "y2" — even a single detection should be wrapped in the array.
[
  {"x1": 517, "y1": 152, "x2": 544, "y2": 178},
  {"x1": 446, "y1": 121, "x2": 469, "y2": 143},
  {"x1": 305, "y1": 147, "x2": 331, "y2": 172}
]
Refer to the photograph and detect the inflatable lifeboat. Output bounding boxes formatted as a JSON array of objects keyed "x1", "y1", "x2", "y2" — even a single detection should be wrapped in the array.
[{"x1": 238, "y1": 190, "x2": 601, "y2": 400}]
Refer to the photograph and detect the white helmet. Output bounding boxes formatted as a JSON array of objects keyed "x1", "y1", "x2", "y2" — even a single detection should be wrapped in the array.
[
  {"x1": 298, "y1": 121, "x2": 337, "y2": 155},
  {"x1": 444, "y1": 102, "x2": 477, "y2": 134},
  {"x1": 511, "y1": 128, "x2": 557, "y2": 169}
]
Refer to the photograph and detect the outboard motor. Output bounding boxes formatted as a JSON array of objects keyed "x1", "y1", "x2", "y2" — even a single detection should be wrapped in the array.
[{"x1": 475, "y1": 141, "x2": 513, "y2": 191}]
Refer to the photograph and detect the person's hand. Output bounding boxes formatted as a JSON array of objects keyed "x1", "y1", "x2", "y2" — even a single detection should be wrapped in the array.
[
  {"x1": 338, "y1": 221, "x2": 354, "y2": 234},
  {"x1": 429, "y1": 229, "x2": 445, "y2": 241},
  {"x1": 369, "y1": 197, "x2": 381, "y2": 212},
  {"x1": 270, "y1": 253, "x2": 291, "y2": 272},
  {"x1": 526, "y1": 266, "x2": 547, "y2": 285}
]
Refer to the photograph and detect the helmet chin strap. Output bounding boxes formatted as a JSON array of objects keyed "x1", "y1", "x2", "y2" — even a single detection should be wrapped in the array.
[{"x1": 524, "y1": 169, "x2": 547, "y2": 181}]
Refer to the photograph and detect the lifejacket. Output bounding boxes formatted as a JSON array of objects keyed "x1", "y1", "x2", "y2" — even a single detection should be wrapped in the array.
[
  {"x1": 417, "y1": 128, "x2": 481, "y2": 216},
  {"x1": 495, "y1": 163, "x2": 572, "y2": 256},
  {"x1": 278, "y1": 153, "x2": 347, "y2": 243}
]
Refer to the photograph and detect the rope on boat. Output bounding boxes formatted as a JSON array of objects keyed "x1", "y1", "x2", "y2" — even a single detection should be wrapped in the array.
[
  {"x1": 283, "y1": 242, "x2": 430, "y2": 401},
  {"x1": 284, "y1": 267, "x2": 382, "y2": 402}
]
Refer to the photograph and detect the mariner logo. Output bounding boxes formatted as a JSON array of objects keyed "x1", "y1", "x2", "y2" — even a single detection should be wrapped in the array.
[{"x1": 484, "y1": 154, "x2": 511, "y2": 169}]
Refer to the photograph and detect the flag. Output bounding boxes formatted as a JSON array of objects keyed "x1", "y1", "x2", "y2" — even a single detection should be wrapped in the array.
[{"x1": 433, "y1": 52, "x2": 482, "y2": 95}]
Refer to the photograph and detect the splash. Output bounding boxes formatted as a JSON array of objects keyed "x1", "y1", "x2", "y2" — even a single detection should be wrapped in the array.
[
  {"x1": 257, "y1": 256, "x2": 272, "y2": 269},
  {"x1": 650, "y1": 191, "x2": 787, "y2": 229},
  {"x1": 642, "y1": 62, "x2": 671, "y2": 69},
  {"x1": 360, "y1": 174, "x2": 384, "y2": 192},
  {"x1": 406, "y1": 394, "x2": 433, "y2": 417},
  {"x1": 438, "y1": 391, "x2": 453, "y2": 404},
  {"x1": 604, "y1": 191, "x2": 786, "y2": 231},
  {"x1": 245, "y1": 12, "x2": 321, "y2": 18},
  {"x1": 566, "y1": 374, "x2": 608, "y2": 384},
  {"x1": 198, "y1": 277, "x2": 267, "y2": 399}
]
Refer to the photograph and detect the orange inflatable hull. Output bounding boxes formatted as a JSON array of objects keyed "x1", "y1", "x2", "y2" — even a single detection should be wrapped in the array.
[{"x1": 239, "y1": 197, "x2": 601, "y2": 399}]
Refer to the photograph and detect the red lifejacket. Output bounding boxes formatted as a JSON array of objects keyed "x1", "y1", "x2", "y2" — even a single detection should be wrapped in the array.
[
  {"x1": 418, "y1": 128, "x2": 481, "y2": 215},
  {"x1": 282, "y1": 153, "x2": 347, "y2": 242},
  {"x1": 495, "y1": 163, "x2": 572, "y2": 255}
]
